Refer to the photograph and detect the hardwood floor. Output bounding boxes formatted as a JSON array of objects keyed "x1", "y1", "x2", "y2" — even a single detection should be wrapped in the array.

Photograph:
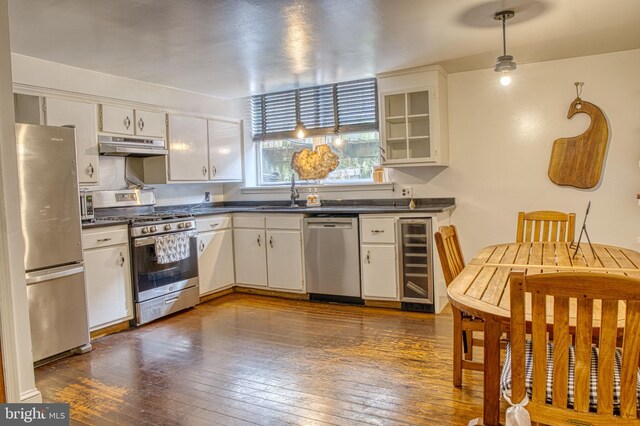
[{"x1": 35, "y1": 294, "x2": 503, "y2": 425}]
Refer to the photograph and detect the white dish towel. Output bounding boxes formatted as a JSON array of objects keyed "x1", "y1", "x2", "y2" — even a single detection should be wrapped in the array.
[{"x1": 154, "y1": 233, "x2": 190, "y2": 264}]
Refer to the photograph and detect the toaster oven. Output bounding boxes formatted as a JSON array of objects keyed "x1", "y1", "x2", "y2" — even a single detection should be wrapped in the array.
[{"x1": 79, "y1": 191, "x2": 94, "y2": 222}]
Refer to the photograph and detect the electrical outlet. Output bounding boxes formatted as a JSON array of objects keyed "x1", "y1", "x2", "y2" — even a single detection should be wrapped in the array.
[
  {"x1": 204, "y1": 192, "x2": 210, "y2": 202},
  {"x1": 400, "y1": 186, "x2": 413, "y2": 198}
]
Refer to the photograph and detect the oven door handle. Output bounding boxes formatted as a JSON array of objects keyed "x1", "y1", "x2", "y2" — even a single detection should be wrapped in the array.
[{"x1": 134, "y1": 231, "x2": 197, "y2": 247}]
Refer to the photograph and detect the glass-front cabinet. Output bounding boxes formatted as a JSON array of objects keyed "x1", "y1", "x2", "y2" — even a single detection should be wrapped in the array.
[
  {"x1": 377, "y1": 66, "x2": 448, "y2": 166},
  {"x1": 383, "y1": 89, "x2": 433, "y2": 162}
]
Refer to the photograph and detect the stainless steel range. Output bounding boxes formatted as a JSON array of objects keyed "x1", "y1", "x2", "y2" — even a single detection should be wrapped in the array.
[{"x1": 93, "y1": 190, "x2": 199, "y2": 325}]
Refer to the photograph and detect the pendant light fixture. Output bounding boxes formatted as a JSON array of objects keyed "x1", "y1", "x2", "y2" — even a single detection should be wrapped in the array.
[
  {"x1": 494, "y1": 10, "x2": 516, "y2": 86},
  {"x1": 294, "y1": 89, "x2": 306, "y2": 138}
]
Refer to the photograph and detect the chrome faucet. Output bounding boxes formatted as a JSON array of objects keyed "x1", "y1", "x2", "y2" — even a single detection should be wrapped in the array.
[{"x1": 290, "y1": 174, "x2": 300, "y2": 207}]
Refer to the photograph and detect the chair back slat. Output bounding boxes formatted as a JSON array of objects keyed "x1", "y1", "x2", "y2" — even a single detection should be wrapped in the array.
[
  {"x1": 552, "y1": 296, "x2": 570, "y2": 408},
  {"x1": 509, "y1": 271, "x2": 640, "y2": 421},
  {"x1": 515, "y1": 211, "x2": 576, "y2": 243},
  {"x1": 531, "y1": 292, "x2": 548, "y2": 403},
  {"x1": 597, "y1": 299, "x2": 619, "y2": 414},
  {"x1": 434, "y1": 225, "x2": 465, "y2": 286},
  {"x1": 574, "y1": 298, "x2": 594, "y2": 412},
  {"x1": 620, "y1": 301, "x2": 640, "y2": 418}
]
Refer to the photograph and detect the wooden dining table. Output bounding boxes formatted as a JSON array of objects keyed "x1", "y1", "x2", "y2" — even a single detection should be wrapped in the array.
[{"x1": 447, "y1": 241, "x2": 640, "y2": 425}]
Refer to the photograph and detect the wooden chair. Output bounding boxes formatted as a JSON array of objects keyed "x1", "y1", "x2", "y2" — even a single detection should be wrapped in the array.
[
  {"x1": 515, "y1": 210, "x2": 576, "y2": 243},
  {"x1": 435, "y1": 225, "x2": 484, "y2": 387},
  {"x1": 507, "y1": 271, "x2": 640, "y2": 424}
]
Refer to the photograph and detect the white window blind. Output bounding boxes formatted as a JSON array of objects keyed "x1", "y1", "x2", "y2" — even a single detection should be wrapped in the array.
[{"x1": 251, "y1": 78, "x2": 378, "y2": 141}]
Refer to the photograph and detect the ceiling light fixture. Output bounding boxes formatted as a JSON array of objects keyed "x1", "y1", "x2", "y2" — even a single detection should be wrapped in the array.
[
  {"x1": 494, "y1": 10, "x2": 516, "y2": 86},
  {"x1": 295, "y1": 121, "x2": 306, "y2": 139}
]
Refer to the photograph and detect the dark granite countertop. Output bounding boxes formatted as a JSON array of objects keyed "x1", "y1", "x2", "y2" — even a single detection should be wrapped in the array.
[{"x1": 82, "y1": 198, "x2": 455, "y2": 229}]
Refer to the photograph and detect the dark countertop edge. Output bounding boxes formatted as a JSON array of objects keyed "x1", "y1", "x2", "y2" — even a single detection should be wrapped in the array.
[{"x1": 84, "y1": 198, "x2": 456, "y2": 229}]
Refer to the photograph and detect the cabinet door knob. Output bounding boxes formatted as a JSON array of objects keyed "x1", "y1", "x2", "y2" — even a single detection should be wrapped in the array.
[
  {"x1": 366, "y1": 250, "x2": 371, "y2": 264},
  {"x1": 257, "y1": 234, "x2": 261, "y2": 246},
  {"x1": 87, "y1": 163, "x2": 95, "y2": 178},
  {"x1": 124, "y1": 116, "x2": 131, "y2": 130},
  {"x1": 138, "y1": 117, "x2": 144, "y2": 131}
]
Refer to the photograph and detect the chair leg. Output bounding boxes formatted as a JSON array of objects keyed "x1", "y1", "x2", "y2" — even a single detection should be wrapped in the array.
[
  {"x1": 464, "y1": 329, "x2": 474, "y2": 361},
  {"x1": 452, "y1": 307, "x2": 463, "y2": 387}
]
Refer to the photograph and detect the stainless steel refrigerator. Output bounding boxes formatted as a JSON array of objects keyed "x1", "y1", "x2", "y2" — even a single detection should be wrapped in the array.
[{"x1": 15, "y1": 123, "x2": 91, "y2": 362}]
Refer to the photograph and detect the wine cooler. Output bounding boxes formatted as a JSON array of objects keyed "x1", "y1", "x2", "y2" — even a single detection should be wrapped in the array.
[{"x1": 398, "y1": 218, "x2": 434, "y2": 312}]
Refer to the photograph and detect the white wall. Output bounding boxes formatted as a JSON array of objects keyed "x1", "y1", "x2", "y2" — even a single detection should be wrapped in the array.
[
  {"x1": 10, "y1": 53, "x2": 241, "y2": 204},
  {"x1": 226, "y1": 49, "x2": 640, "y2": 259}
]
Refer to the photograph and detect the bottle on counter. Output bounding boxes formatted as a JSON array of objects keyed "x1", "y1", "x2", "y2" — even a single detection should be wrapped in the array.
[{"x1": 307, "y1": 188, "x2": 321, "y2": 207}]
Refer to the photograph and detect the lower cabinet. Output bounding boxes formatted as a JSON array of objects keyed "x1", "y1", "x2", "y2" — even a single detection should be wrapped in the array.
[
  {"x1": 266, "y1": 230, "x2": 303, "y2": 291},
  {"x1": 233, "y1": 214, "x2": 304, "y2": 292},
  {"x1": 197, "y1": 229, "x2": 235, "y2": 295},
  {"x1": 361, "y1": 245, "x2": 398, "y2": 299},
  {"x1": 234, "y1": 228, "x2": 268, "y2": 287},
  {"x1": 82, "y1": 226, "x2": 133, "y2": 331}
]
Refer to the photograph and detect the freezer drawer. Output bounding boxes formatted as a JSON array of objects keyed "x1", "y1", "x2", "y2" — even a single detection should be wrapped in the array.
[{"x1": 26, "y1": 264, "x2": 91, "y2": 362}]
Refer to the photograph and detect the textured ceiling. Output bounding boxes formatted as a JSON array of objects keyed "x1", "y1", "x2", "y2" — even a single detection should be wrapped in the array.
[{"x1": 7, "y1": 0, "x2": 640, "y2": 99}]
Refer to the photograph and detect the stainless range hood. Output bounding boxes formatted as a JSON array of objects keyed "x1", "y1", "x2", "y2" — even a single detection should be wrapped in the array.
[{"x1": 99, "y1": 135, "x2": 167, "y2": 157}]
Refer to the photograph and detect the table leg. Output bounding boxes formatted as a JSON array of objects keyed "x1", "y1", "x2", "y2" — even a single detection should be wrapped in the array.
[{"x1": 483, "y1": 319, "x2": 501, "y2": 426}]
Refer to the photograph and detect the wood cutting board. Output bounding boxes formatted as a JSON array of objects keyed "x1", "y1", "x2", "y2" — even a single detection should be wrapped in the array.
[{"x1": 548, "y1": 97, "x2": 609, "y2": 189}]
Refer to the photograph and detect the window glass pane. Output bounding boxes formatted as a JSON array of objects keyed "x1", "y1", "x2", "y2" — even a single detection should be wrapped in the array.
[{"x1": 258, "y1": 131, "x2": 380, "y2": 185}]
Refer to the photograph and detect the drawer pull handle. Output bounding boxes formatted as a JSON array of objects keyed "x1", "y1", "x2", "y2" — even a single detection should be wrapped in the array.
[
  {"x1": 366, "y1": 250, "x2": 371, "y2": 264},
  {"x1": 164, "y1": 297, "x2": 180, "y2": 305},
  {"x1": 200, "y1": 241, "x2": 205, "y2": 252},
  {"x1": 87, "y1": 163, "x2": 95, "y2": 178},
  {"x1": 138, "y1": 117, "x2": 144, "y2": 131},
  {"x1": 269, "y1": 236, "x2": 274, "y2": 248},
  {"x1": 210, "y1": 223, "x2": 219, "y2": 228},
  {"x1": 119, "y1": 252, "x2": 125, "y2": 267},
  {"x1": 124, "y1": 116, "x2": 131, "y2": 130},
  {"x1": 371, "y1": 229, "x2": 385, "y2": 234},
  {"x1": 257, "y1": 235, "x2": 261, "y2": 247},
  {"x1": 97, "y1": 237, "x2": 112, "y2": 242}
]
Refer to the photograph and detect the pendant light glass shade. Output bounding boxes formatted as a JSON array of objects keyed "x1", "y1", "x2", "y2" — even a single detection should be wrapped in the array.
[{"x1": 494, "y1": 10, "x2": 516, "y2": 86}]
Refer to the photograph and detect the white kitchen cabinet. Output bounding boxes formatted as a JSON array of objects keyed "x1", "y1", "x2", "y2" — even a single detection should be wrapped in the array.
[
  {"x1": 233, "y1": 214, "x2": 305, "y2": 292},
  {"x1": 377, "y1": 66, "x2": 449, "y2": 166},
  {"x1": 360, "y1": 216, "x2": 399, "y2": 300},
  {"x1": 167, "y1": 114, "x2": 209, "y2": 181},
  {"x1": 135, "y1": 109, "x2": 166, "y2": 138},
  {"x1": 82, "y1": 226, "x2": 133, "y2": 331},
  {"x1": 99, "y1": 104, "x2": 165, "y2": 138},
  {"x1": 361, "y1": 245, "x2": 398, "y2": 299},
  {"x1": 207, "y1": 118, "x2": 243, "y2": 181},
  {"x1": 45, "y1": 97, "x2": 99, "y2": 184},
  {"x1": 99, "y1": 104, "x2": 135, "y2": 135},
  {"x1": 197, "y1": 214, "x2": 235, "y2": 296},
  {"x1": 266, "y1": 230, "x2": 304, "y2": 291},
  {"x1": 234, "y1": 228, "x2": 268, "y2": 287}
]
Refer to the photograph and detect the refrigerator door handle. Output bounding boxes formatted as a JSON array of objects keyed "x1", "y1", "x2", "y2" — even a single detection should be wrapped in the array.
[{"x1": 26, "y1": 264, "x2": 84, "y2": 285}]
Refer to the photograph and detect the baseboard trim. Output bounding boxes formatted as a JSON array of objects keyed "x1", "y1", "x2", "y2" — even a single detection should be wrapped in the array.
[
  {"x1": 90, "y1": 320, "x2": 130, "y2": 340},
  {"x1": 20, "y1": 388, "x2": 42, "y2": 403},
  {"x1": 199, "y1": 288, "x2": 234, "y2": 304},
  {"x1": 234, "y1": 286, "x2": 309, "y2": 300}
]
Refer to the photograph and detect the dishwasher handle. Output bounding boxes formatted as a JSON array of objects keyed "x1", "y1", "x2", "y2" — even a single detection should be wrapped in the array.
[{"x1": 306, "y1": 222, "x2": 353, "y2": 229}]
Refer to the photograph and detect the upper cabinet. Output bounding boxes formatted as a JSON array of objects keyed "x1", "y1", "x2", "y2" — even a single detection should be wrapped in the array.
[
  {"x1": 99, "y1": 104, "x2": 166, "y2": 138},
  {"x1": 208, "y1": 118, "x2": 243, "y2": 181},
  {"x1": 377, "y1": 66, "x2": 449, "y2": 167},
  {"x1": 143, "y1": 114, "x2": 243, "y2": 184},
  {"x1": 167, "y1": 114, "x2": 209, "y2": 181},
  {"x1": 45, "y1": 97, "x2": 100, "y2": 184}
]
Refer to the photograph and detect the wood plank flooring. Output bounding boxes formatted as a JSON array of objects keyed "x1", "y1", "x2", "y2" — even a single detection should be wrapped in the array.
[{"x1": 35, "y1": 294, "x2": 504, "y2": 425}]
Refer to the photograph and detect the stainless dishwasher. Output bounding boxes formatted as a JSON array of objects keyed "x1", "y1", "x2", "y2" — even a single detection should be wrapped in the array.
[{"x1": 304, "y1": 216, "x2": 362, "y2": 303}]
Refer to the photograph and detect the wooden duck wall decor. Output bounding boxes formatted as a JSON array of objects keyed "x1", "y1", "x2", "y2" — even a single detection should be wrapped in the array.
[{"x1": 548, "y1": 83, "x2": 609, "y2": 189}]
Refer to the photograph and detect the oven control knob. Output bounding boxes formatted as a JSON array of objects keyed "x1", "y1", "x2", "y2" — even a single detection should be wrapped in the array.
[
  {"x1": 178, "y1": 223, "x2": 185, "y2": 229},
  {"x1": 164, "y1": 224, "x2": 172, "y2": 231},
  {"x1": 141, "y1": 227, "x2": 149, "y2": 234},
  {"x1": 150, "y1": 226, "x2": 157, "y2": 232},
  {"x1": 185, "y1": 222, "x2": 192, "y2": 228}
]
